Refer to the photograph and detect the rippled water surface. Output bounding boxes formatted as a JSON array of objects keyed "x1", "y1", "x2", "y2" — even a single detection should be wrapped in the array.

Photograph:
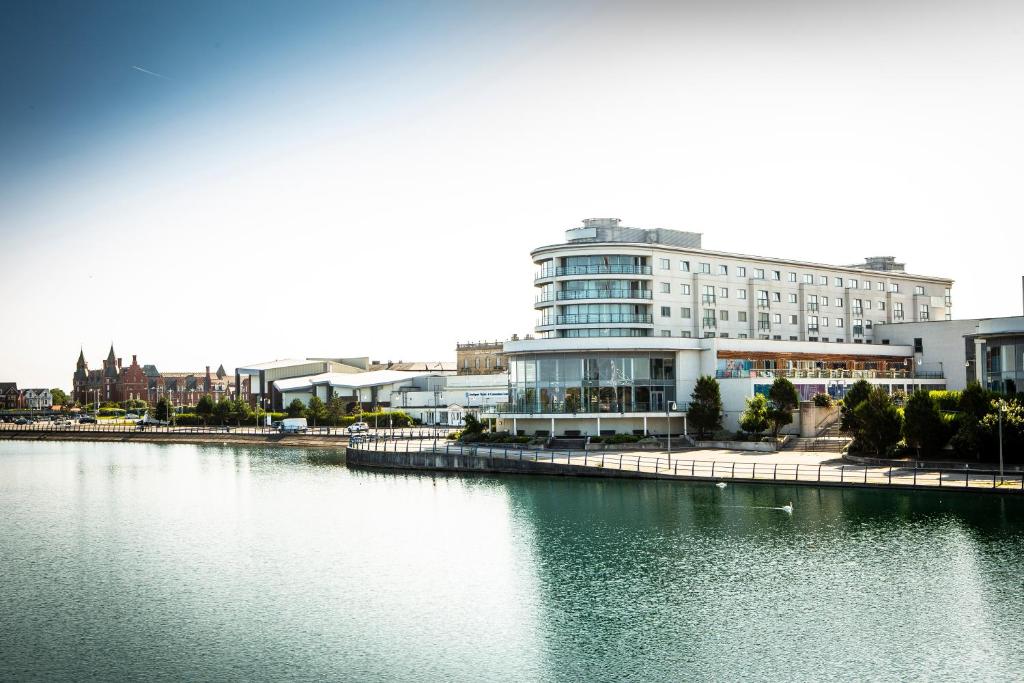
[{"x1": 1, "y1": 441, "x2": 1022, "y2": 681}]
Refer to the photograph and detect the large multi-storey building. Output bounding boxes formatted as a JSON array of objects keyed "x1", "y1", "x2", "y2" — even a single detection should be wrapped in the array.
[
  {"x1": 533, "y1": 218, "x2": 952, "y2": 343},
  {"x1": 486, "y1": 218, "x2": 953, "y2": 437}
]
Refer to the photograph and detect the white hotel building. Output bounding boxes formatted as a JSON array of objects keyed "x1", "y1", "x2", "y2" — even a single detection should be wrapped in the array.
[{"x1": 485, "y1": 218, "x2": 953, "y2": 437}]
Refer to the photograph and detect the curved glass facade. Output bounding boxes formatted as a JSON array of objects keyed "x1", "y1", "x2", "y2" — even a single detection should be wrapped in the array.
[{"x1": 508, "y1": 353, "x2": 676, "y2": 413}]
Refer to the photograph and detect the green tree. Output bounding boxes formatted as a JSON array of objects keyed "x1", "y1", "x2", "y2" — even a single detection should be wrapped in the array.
[
  {"x1": 326, "y1": 396, "x2": 346, "y2": 426},
  {"x1": 978, "y1": 399, "x2": 1024, "y2": 464},
  {"x1": 903, "y1": 390, "x2": 948, "y2": 457},
  {"x1": 196, "y1": 395, "x2": 215, "y2": 425},
  {"x1": 840, "y1": 379, "x2": 872, "y2": 433},
  {"x1": 462, "y1": 413, "x2": 485, "y2": 436},
  {"x1": 687, "y1": 376, "x2": 723, "y2": 440},
  {"x1": 853, "y1": 387, "x2": 903, "y2": 455},
  {"x1": 958, "y1": 382, "x2": 992, "y2": 421},
  {"x1": 739, "y1": 394, "x2": 770, "y2": 438},
  {"x1": 154, "y1": 397, "x2": 171, "y2": 422},
  {"x1": 767, "y1": 377, "x2": 800, "y2": 437},
  {"x1": 306, "y1": 396, "x2": 327, "y2": 426},
  {"x1": 51, "y1": 388, "x2": 68, "y2": 407},
  {"x1": 232, "y1": 398, "x2": 253, "y2": 426},
  {"x1": 287, "y1": 398, "x2": 306, "y2": 418},
  {"x1": 213, "y1": 396, "x2": 232, "y2": 425}
]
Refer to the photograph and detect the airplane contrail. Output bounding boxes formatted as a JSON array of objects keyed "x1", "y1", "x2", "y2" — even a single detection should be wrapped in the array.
[{"x1": 131, "y1": 65, "x2": 170, "y2": 80}]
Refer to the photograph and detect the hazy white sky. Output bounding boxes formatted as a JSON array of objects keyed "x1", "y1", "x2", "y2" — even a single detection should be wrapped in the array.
[{"x1": 2, "y1": 1, "x2": 1023, "y2": 389}]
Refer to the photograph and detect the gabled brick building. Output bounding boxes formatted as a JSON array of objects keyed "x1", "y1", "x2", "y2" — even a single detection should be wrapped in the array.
[{"x1": 73, "y1": 345, "x2": 249, "y2": 406}]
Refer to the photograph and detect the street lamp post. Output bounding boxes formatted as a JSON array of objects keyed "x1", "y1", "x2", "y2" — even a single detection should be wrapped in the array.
[
  {"x1": 666, "y1": 400, "x2": 677, "y2": 464},
  {"x1": 998, "y1": 399, "x2": 1005, "y2": 485}
]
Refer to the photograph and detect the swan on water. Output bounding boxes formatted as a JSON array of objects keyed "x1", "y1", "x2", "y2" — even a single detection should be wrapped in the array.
[
  {"x1": 716, "y1": 482, "x2": 727, "y2": 489},
  {"x1": 781, "y1": 501, "x2": 793, "y2": 514}
]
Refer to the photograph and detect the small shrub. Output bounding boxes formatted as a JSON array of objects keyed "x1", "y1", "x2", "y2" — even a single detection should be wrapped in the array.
[{"x1": 813, "y1": 393, "x2": 833, "y2": 408}]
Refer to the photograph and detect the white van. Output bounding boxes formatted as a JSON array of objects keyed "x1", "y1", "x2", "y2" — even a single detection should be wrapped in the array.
[{"x1": 279, "y1": 417, "x2": 308, "y2": 433}]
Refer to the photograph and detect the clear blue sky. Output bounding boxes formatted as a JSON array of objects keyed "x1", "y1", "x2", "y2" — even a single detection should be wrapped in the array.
[{"x1": 2, "y1": 0, "x2": 1023, "y2": 389}]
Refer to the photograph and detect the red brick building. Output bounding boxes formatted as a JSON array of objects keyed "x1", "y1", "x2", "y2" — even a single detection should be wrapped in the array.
[{"x1": 73, "y1": 346, "x2": 249, "y2": 407}]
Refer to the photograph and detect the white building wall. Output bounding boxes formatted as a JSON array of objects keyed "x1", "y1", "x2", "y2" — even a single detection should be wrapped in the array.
[{"x1": 878, "y1": 320, "x2": 979, "y2": 390}]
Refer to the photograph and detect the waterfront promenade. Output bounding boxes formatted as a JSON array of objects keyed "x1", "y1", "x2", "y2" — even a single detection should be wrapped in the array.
[
  {"x1": 347, "y1": 439, "x2": 1024, "y2": 494},
  {"x1": 3, "y1": 423, "x2": 1020, "y2": 494}
]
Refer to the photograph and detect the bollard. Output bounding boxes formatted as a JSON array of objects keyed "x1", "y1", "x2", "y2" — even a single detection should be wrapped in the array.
[
  {"x1": 752, "y1": 463, "x2": 756, "y2": 479},
  {"x1": 773, "y1": 464, "x2": 777, "y2": 480},
  {"x1": 887, "y1": 466, "x2": 892, "y2": 484},
  {"x1": 913, "y1": 468, "x2": 917, "y2": 486},
  {"x1": 817, "y1": 464, "x2": 822, "y2": 483},
  {"x1": 691, "y1": 461, "x2": 695, "y2": 476},
  {"x1": 794, "y1": 463, "x2": 799, "y2": 481},
  {"x1": 840, "y1": 465, "x2": 844, "y2": 483},
  {"x1": 711, "y1": 461, "x2": 716, "y2": 478},
  {"x1": 864, "y1": 466, "x2": 868, "y2": 484},
  {"x1": 732, "y1": 462, "x2": 736, "y2": 479}
]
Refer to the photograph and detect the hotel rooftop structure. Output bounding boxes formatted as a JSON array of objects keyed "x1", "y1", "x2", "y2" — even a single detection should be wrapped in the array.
[{"x1": 485, "y1": 218, "x2": 954, "y2": 437}]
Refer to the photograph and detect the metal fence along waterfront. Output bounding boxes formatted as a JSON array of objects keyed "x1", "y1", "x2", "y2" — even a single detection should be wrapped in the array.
[{"x1": 349, "y1": 438, "x2": 1024, "y2": 494}]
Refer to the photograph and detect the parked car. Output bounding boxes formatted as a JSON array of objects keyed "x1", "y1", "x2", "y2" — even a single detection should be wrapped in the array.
[
  {"x1": 125, "y1": 413, "x2": 140, "y2": 419},
  {"x1": 347, "y1": 421, "x2": 369, "y2": 434},
  {"x1": 79, "y1": 416, "x2": 97, "y2": 424},
  {"x1": 14, "y1": 417, "x2": 31, "y2": 425}
]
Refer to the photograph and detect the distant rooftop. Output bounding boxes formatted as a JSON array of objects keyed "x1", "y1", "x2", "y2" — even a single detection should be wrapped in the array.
[
  {"x1": 565, "y1": 217, "x2": 703, "y2": 249},
  {"x1": 849, "y1": 256, "x2": 906, "y2": 272}
]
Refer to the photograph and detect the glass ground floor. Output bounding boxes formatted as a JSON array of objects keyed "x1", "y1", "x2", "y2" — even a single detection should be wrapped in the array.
[{"x1": 506, "y1": 352, "x2": 677, "y2": 414}]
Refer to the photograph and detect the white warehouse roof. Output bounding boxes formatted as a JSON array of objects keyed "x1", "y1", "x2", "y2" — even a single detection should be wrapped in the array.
[{"x1": 274, "y1": 370, "x2": 433, "y2": 393}]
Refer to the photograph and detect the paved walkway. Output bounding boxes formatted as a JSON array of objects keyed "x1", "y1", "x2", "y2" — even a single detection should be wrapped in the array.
[{"x1": 429, "y1": 443, "x2": 1024, "y2": 493}]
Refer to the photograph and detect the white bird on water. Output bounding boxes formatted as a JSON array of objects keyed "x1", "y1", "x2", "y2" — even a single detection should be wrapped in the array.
[
  {"x1": 716, "y1": 482, "x2": 727, "y2": 489},
  {"x1": 781, "y1": 501, "x2": 794, "y2": 514}
]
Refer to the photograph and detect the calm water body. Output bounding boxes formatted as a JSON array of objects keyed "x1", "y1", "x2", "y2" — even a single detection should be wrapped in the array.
[{"x1": 1, "y1": 441, "x2": 1022, "y2": 682}]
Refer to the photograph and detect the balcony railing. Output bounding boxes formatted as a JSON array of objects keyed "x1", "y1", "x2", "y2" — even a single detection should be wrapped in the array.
[
  {"x1": 945, "y1": 297, "x2": 952, "y2": 307},
  {"x1": 701, "y1": 295, "x2": 716, "y2": 304},
  {"x1": 534, "y1": 268, "x2": 557, "y2": 280},
  {"x1": 918, "y1": 312, "x2": 930, "y2": 321},
  {"x1": 702, "y1": 318, "x2": 717, "y2": 328},
  {"x1": 552, "y1": 264, "x2": 652, "y2": 277},
  {"x1": 807, "y1": 325, "x2": 820, "y2": 333},
  {"x1": 807, "y1": 303, "x2": 819, "y2": 312},
  {"x1": 757, "y1": 321, "x2": 771, "y2": 330},
  {"x1": 535, "y1": 294, "x2": 555, "y2": 304},
  {"x1": 556, "y1": 290, "x2": 653, "y2": 301},
  {"x1": 714, "y1": 368, "x2": 944, "y2": 380},
  {"x1": 756, "y1": 300, "x2": 770, "y2": 309},
  {"x1": 852, "y1": 308, "x2": 863, "y2": 316},
  {"x1": 491, "y1": 400, "x2": 687, "y2": 415},
  {"x1": 853, "y1": 325, "x2": 864, "y2": 336},
  {"x1": 544, "y1": 314, "x2": 653, "y2": 325}
]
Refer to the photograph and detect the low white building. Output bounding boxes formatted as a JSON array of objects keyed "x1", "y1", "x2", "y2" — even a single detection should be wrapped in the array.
[
  {"x1": 273, "y1": 370, "x2": 509, "y2": 426},
  {"x1": 881, "y1": 315, "x2": 1024, "y2": 393}
]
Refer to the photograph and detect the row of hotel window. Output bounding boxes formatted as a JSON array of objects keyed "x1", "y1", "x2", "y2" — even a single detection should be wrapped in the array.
[
  {"x1": 659, "y1": 284, "x2": 918, "y2": 311},
  {"x1": 655, "y1": 258, "x2": 944, "y2": 295},
  {"x1": 658, "y1": 307, "x2": 896, "y2": 327}
]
